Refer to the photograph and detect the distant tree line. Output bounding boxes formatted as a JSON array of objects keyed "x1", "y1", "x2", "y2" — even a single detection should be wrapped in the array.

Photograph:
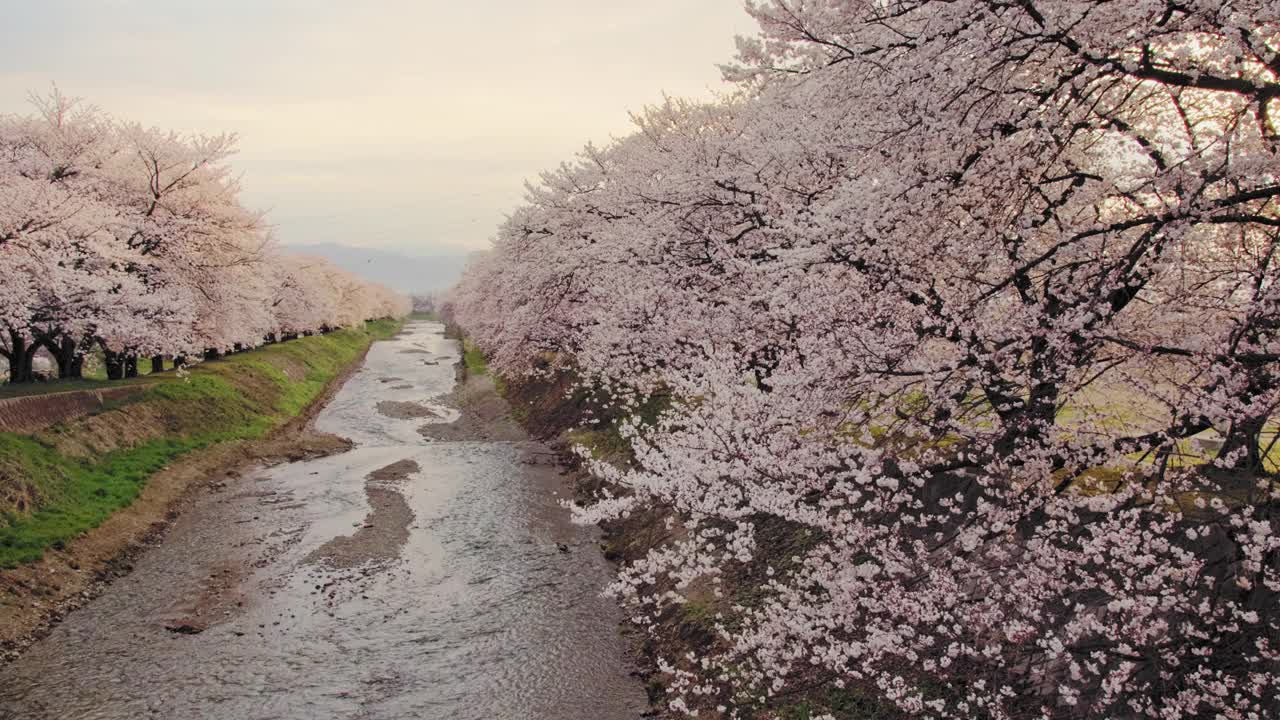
[{"x1": 0, "y1": 90, "x2": 410, "y2": 384}]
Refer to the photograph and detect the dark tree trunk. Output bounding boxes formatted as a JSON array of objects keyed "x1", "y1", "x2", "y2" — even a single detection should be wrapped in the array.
[
  {"x1": 233, "y1": 343, "x2": 244, "y2": 353},
  {"x1": 1216, "y1": 365, "x2": 1275, "y2": 473},
  {"x1": 1217, "y1": 415, "x2": 1268, "y2": 472},
  {"x1": 985, "y1": 377, "x2": 1060, "y2": 458},
  {"x1": 124, "y1": 355, "x2": 138, "y2": 378},
  {"x1": 56, "y1": 338, "x2": 72, "y2": 379},
  {"x1": 21, "y1": 349, "x2": 37, "y2": 382},
  {"x1": 7, "y1": 333, "x2": 27, "y2": 383},
  {"x1": 70, "y1": 352, "x2": 84, "y2": 378},
  {"x1": 103, "y1": 349, "x2": 125, "y2": 380},
  {"x1": 151, "y1": 355, "x2": 164, "y2": 374},
  {"x1": 204, "y1": 348, "x2": 221, "y2": 361},
  {"x1": 56, "y1": 337, "x2": 80, "y2": 379},
  {"x1": 173, "y1": 355, "x2": 187, "y2": 370},
  {"x1": 6, "y1": 333, "x2": 42, "y2": 383}
]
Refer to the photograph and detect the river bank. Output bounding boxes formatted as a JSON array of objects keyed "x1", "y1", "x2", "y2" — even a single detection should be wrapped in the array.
[
  {"x1": 450, "y1": 324, "x2": 894, "y2": 720},
  {"x1": 0, "y1": 319, "x2": 645, "y2": 719},
  {"x1": 0, "y1": 321, "x2": 400, "y2": 661}
]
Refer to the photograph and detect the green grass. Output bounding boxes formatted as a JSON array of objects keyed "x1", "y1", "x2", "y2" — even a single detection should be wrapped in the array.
[
  {"x1": 364, "y1": 319, "x2": 402, "y2": 340},
  {"x1": 779, "y1": 688, "x2": 896, "y2": 720},
  {"x1": 1261, "y1": 422, "x2": 1279, "y2": 474},
  {"x1": 0, "y1": 435, "x2": 201, "y2": 564},
  {"x1": 564, "y1": 427, "x2": 633, "y2": 463},
  {"x1": 462, "y1": 338, "x2": 489, "y2": 377},
  {"x1": 0, "y1": 320, "x2": 401, "y2": 568}
]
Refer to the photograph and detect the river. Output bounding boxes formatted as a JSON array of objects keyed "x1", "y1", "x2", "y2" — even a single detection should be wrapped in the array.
[{"x1": 0, "y1": 320, "x2": 646, "y2": 719}]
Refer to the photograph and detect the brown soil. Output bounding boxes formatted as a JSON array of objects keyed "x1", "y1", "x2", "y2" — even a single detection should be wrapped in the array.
[
  {"x1": 375, "y1": 400, "x2": 444, "y2": 420},
  {"x1": 419, "y1": 373, "x2": 526, "y2": 442},
  {"x1": 304, "y1": 459, "x2": 419, "y2": 571},
  {"x1": 0, "y1": 341, "x2": 373, "y2": 663},
  {"x1": 161, "y1": 557, "x2": 246, "y2": 636}
]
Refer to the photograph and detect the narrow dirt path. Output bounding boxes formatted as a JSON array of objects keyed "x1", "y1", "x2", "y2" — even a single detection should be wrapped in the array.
[{"x1": 0, "y1": 321, "x2": 646, "y2": 720}]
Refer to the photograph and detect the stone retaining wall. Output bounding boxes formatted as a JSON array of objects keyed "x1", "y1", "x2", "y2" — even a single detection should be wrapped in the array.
[{"x1": 0, "y1": 386, "x2": 146, "y2": 434}]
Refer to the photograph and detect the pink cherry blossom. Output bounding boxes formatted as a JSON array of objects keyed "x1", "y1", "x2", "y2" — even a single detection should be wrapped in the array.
[{"x1": 451, "y1": 3, "x2": 1279, "y2": 717}]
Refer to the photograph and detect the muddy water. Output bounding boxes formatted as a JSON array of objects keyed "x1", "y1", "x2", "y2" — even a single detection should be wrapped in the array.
[{"x1": 0, "y1": 322, "x2": 646, "y2": 719}]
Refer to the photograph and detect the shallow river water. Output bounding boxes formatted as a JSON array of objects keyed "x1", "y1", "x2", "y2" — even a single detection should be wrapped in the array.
[{"x1": 0, "y1": 321, "x2": 646, "y2": 719}]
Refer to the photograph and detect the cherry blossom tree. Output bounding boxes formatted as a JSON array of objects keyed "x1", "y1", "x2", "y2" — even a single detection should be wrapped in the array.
[
  {"x1": 0, "y1": 91, "x2": 409, "y2": 383},
  {"x1": 453, "y1": 2, "x2": 1279, "y2": 717},
  {"x1": 0, "y1": 89, "x2": 127, "y2": 381}
]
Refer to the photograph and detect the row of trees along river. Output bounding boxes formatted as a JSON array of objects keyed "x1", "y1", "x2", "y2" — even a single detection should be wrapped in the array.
[
  {"x1": 450, "y1": 2, "x2": 1280, "y2": 718},
  {"x1": 0, "y1": 90, "x2": 410, "y2": 385}
]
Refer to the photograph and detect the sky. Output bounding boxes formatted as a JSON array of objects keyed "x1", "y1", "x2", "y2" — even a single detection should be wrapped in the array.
[{"x1": 0, "y1": 0, "x2": 751, "y2": 256}]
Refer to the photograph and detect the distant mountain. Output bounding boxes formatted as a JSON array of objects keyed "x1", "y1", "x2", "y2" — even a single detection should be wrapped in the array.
[{"x1": 284, "y1": 243, "x2": 472, "y2": 294}]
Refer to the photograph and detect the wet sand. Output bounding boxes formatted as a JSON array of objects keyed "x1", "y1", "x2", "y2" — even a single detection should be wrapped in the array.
[{"x1": 0, "y1": 321, "x2": 645, "y2": 720}]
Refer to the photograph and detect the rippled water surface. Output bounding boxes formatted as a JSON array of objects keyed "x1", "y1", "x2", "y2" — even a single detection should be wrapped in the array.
[{"x1": 0, "y1": 322, "x2": 645, "y2": 719}]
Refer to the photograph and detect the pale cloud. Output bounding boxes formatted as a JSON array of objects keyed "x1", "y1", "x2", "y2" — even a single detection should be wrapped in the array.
[{"x1": 0, "y1": 0, "x2": 750, "y2": 253}]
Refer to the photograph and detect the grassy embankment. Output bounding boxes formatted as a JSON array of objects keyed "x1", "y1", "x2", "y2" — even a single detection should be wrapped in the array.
[
  {"x1": 0, "y1": 320, "x2": 400, "y2": 568},
  {"x1": 461, "y1": 337, "x2": 489, "y2": 378}
]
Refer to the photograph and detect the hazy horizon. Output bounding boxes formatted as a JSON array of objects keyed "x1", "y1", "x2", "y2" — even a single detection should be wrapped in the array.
[{"x1": 0, "y1": 1, "x2": 750, "y2": 256}]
